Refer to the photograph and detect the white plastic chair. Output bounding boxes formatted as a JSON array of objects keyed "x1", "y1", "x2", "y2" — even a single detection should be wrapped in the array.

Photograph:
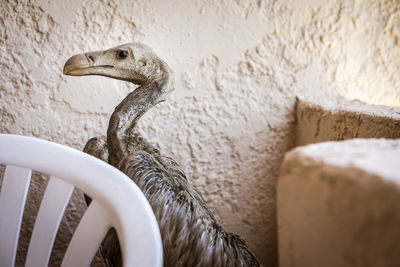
[{"x1": 0, "y1": 134, "x2": 163, "y2": 267}]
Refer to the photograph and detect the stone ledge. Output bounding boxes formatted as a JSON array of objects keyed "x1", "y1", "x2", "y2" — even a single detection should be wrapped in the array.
[
  {"x1": 278, "y1": 138, "x2": 400, "y2": 267},
  {"x1": 295, "y1": 97, "x2": 400, "y2": 146}
]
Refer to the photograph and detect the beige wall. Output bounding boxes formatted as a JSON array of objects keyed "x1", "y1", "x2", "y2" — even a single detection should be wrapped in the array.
[{"x1": 1, "y1": 0, "x2": 399, "y2": 265}]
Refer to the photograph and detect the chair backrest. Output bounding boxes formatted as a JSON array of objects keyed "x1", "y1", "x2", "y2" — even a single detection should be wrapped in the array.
[{"x1": 0, "y1": 134, "x2": 163, "y2": 267}]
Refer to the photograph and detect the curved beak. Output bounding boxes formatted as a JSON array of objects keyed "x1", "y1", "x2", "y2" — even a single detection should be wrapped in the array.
[
  {"x1": 63, "y1": 53, "x2": 91, "y2": 75},
  {"x1": 63, "y1": 50, "x2": 113, "y2": 76}
]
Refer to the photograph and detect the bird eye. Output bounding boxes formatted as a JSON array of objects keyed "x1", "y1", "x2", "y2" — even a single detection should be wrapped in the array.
[{"x1": 118, "y1": 50, "x2": 128, "y2": 59}]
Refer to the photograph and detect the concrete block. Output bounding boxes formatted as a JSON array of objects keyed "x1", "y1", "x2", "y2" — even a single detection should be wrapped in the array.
[
  {"x1": 295, "y1": 98, "x2": 400, "y2": 146},
  {"x1": 278, "y1": 139, "x2": 400, "y2": 267}
]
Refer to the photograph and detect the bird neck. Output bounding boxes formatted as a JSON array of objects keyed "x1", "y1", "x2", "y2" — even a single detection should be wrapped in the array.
[{"x1": 107, "y1": 63, "x2": 174, "y2": 166}]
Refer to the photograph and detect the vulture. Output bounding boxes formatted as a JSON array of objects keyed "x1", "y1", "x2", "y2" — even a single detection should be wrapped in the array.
[{"x1": 63, "y1": 43, "x2": 260, "y2": 267}]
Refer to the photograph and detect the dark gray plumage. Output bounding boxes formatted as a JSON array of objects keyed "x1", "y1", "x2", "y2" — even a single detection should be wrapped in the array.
[{"x1": 63, "y1": 43, "x2": 260, "y2": 267}]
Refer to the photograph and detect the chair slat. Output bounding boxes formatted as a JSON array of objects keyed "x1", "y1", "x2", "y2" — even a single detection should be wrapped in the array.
[
  {"x1": 25, "y1": 176, "x2": 74, "y2": 267},
  {"x1": 0, "y1": 165, "x2": 32, "y2": 267},
  {"x1": 61, "y1": 200, "x2": 111, "y2": 267}
]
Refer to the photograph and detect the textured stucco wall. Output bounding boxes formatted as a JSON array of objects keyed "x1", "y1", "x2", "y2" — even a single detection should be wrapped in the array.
[
  {"x1": 1, "y1": 0, "x2": 399, "y2": 266},
  {"x1": 278, "y1": 139, "x2": 400, "y2": 267}
]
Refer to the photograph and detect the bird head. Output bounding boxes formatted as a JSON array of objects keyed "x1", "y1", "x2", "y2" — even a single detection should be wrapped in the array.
[{"x1": 63, "y1": 43, "x2": 171, "y2": 86}]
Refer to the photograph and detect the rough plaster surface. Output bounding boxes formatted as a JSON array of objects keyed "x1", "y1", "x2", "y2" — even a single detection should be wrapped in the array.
[
  {"x1": 296, "y1": 97, "x2": 400, "y2": 146},
  {"x1": 278, "y1": 139, "x2": 400, "y2": 267},
  {"x1": 0, "y1": 0, "x2": 399, "y2": 266}
]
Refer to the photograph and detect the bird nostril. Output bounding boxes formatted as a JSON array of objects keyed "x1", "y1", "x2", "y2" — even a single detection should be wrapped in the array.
[{"x1": 85, "y1": 53, "x2": 95, "y2": 63}]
